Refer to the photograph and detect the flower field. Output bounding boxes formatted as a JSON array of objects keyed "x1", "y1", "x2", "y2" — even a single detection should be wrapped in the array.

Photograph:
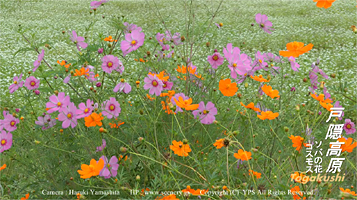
[{"x1": 0, "y1": 0, "x2": 356, "y2": 199}]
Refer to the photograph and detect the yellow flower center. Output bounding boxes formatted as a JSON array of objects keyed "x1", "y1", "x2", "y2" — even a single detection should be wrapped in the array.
[
  {"x1": 107, "y1": 62, "x2": 113, "y2": 68},
  {"x1": 84, "y1": 108, "x2": 89, "y2": 113},
  {"x1": 67, "y1": 113, "x2": 72, "y2": 118},
  {"x1": 233, "y1": 63, "x2": 237, "y2": 67},
  {"x1": 163, "y1": 83, "x2": 167, "y2": 88},
  {"x1": 219, "y1": 23, "x2": 223, "y2": 27},
  {"x1": 88, "y1": 164, "x2": 95, "y2": 172},
  {"x1": 1, "y1": 139, "x2": 5, "y2": 145},
  {"x1": 226, "y1": 84, "x2": 231, "y2": 89},
  {"x1": 31, "y1": 81, "x2": 35, "y2": 86},
  {"x1": 152, "y1": 80, "x2": 158, "y2": 86},
  {"x1": 260, "y1": 23, "x2": 264, "y2": 28},
  {"x1": 183, "y1": 100, "x2": 190, "y2": 105},
  {"x1": 14, "y1": 81, "x2": 17, "y2": 84},
  {"x1": 213, "y1": 55, "x2": 218, "y2": 61},
  {"x1": 121, "y1": 78, "x2": 125, "y2": 82},
  {"x1": 109, "y1": 105, "x2": 115, "y2": 110},
  {"x1": 347, "y1": 124, "x2": 351, "y2": 129},
  {"x1": 107, "y1": 164, "x2": 111, "y2": 168},
  {"x1": 131, "y1": 40, "x2": 137, "y2": 45},
  {"x1": 10, "y1": 121, "x2": 15, "y2": 126},
  {"x1": 57, "y1": 102, "x2": 62, "y2": 106},
  {"x1": 259, "y1": 59, "x2": 262, "y2": 63},
  {"x1": 203, "y1": 110, "x2": 209, "y2": 114}
]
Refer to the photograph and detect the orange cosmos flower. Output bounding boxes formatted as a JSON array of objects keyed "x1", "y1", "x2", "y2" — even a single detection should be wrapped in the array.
[
  {"x1": 84, "y1": 113, "x2": 104, "y2": 127},
  {"x1": 279, "y1": 42, "x2": 313, "y2": 58},
  {"x1": 248, "y1": 169, "x2": 262, "y2": 179},
  {"x1": 340, "y1": 188, "x2": 357, "y2": 197},
  {"x1": 149, "y1": 71, "x2": 169, "y2": 81},
  {"x1": 104, "y1": 36, "x2": 117, "y2": 42},
  {"x1": 77, "y1": 193, "x2": 81, "y2": 200},
  {"x1": 170, "y1": 140, "x2": 192, "y2": 157},
  {"x1": 21, "y1": 193, "x2": 30, "y2": 200},
  {"x1": 161, "y1": 101, "x2": 174, "y2": 115},
  {"x1": 250, "y1": 75, "x2": 269, "y2": 82},
  {"x1": 146, "y1": 94, "x2": 155, "y2": 101},
  {"x1": 240, "y1": 102, "x2": 261, "y2": 112},
  {"x1": 291, "y1": 172, "x2": 310, "y2": 184},
  {"x1": 319, "y1": 101, "x2": 333, "y2": 111},
  {"x1": 0, "y1": 164, "x2": 6, "y2": 171},
  {"x1": 109, "y1": 121, "x2": 125, "y2": 128},
  {"x1": 261, "y1": 84, "x2": 280, "y2": 99},
  {"x1": 337, "y1": 137, "x2": 357, "y2": 153},
  {"x1": 233, "y1": 149, "x2": 252, "y2": 161},
  {"x1": 310, "y1": 93, "x2": 333, "y2": 103},
  {"x1": 289, "y1": 135, "x2": 306, "y2": 152},
  {"x1": 176, "y1": 65, "x2": 196, "y2": 74},
  {"x1": 173, "y1": 96, "x2": 199, "y2": 111},
  {"x1": 57, "y1": 60, "x2": 71, "y2": 68},
  {"x1": 257, "y1": 111, "x2": 279, "y2": 120},
  {"x1": 155, "y1": 194, "x2": 179, "y2": 200},
  {"x1": 290, "y1": 186, "x2": 306, "y2": 200},
  {"x1": 77, "y1": 158, "x2": 105, "y2": 179},
  {"x1": 313, "y1": 0, "x2": 336, "y2": 9},
  {"x1": 213, "y1": 139, "x2": 225, "y2": 149},
  {"x1": 118, "y1": 155, "x2": 128, "y2": 161},
  {"x1": 73, "y1": 67, "x2": 90, "y2": 77},
  {"x1": 219, "y1": 79, "x2": 238, "y2": 96},
  {"x1": 181, "y1": 186, "x2": 208, "y2": 195}
]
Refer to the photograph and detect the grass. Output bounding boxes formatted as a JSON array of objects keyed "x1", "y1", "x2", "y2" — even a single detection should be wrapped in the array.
[{"x1": 0, "y1": 0, "x2": 356, "y2": 199}]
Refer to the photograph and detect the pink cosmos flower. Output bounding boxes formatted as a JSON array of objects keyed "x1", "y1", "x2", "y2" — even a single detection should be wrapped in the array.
[
  {"x1": 101, "y1": 55, "x2": 119, "y2": 73},
  {"x1": 264, "y1": 52, "x2": 282, "y2": 63},
  {"x1": 164, "y1": 31, "x2": 182, "y2": 46},
  {"x1": 0, "y1": 130, "x2": 12, "y2": 153},
  {"x1": 2, "y1": 113, "x2": 19, "y2": 132},
  {"x1": 123, "y1": 22, "x2": 142, "y2": 34},
  {"x1": 96, "y1": 139, "x2": 106, "y2": 152},
  {"x1": 35, "y1": 114, "x2": 56, "y2": 130},
  {"x1": 289, "y1": 56, "x2": 300, "y2": 72},
  {"x1": 9, "y1": 74, "x2": 24, "y2": 94},
  {"x1": 255, "y1": 13, "x2": 274, "y2": 34},
  {"x1": 171, "y1": 93, "x2": 189, "y2": 113},
  {"x1": 344, "y1": 119, "x2": 356, "y2": 135},
  {"x1": 323, "y1": 86, "x2": 331, "y2": 99},
  {"x1": 102, "y1": 97, "x2": 121, "y2": 119},
  {"x1": 120, "y1": 29, "x2": 145, "y2": 56},
  {"x1": 253, "y1": 51, "x2": 268, "y2": 71},
  {"x1": 115, "y1": 60, "x2": 124, "y2": 74},
  {"x1": 192, "y1": 101, "x2": 217, "y2": 125},
  {"x1": 90, "y1": 0, "x2": 109, "y2": 9},
  {"x1": 207, "y1": 52, "x2": 224, "y2": 69},
  {"x1": 156, "y1": 32, "x2": 170, "y2": 51},
  {"x1": 99, "y1": 156, "x2": 119, "y2": 179},
  {"x1": 24, "y1": 76, "x2": 40, "y2": 90},
  {"x1": 162, "y1": 80, "x2": 173, "y2": 90},
  {"x1": 223, "y1": 44, "x2": 252, "y2": 78},
  {"x1": 215, "y1": 23, "x2": 222, "y2": 29},
  {"x1": 63, "y1": 74, "x2": 71, "y2": 84},
  {"x1": 46, "y1": 92, "x2": 71, "y2": 113},
  {"x1": 334, "y1": 101, "x2": 344, "y2": 120},
  {"x1": 157, "y1": 50, "x2": 174, "y2": 61},
  {"x1": 33, "y1": 49, "x2": 44, "y2": 72},
  {"x1": 70, "y1": 30, "x2": 88, "y2": 51},
  {"x1": 84, "y1": 65, "x2": 98, "y2": 82},
  {"x1": 143, "y1": 74, "x2": 163, "y2": 96},
  {"x1": 77, "y1": 99, "x2": 94, "y2": 118},
  {"x1": 113, "y1": 80, "x2": 131, "y2": 94},
  {"x1": 58, "y1": 102, "x2": 79, "y2": 129}
]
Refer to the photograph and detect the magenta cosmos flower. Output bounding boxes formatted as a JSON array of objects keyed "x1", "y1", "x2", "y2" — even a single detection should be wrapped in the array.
[
  {"x1": 2, "y1": 113, "x2": 20, "y2": 132},
  {"x1": 255, "y1": 13, "x2": 274, "y2": 34},
  {"x1": 90, "y1": 0, "x2": 109, "y2": 9},
  {"x1": 289, "y1": 56, "x2": 300, "y2": 72},
  {"x1": 24, "y1": 76, "x2": 40, "y2": 90},
  {"x1": 207, "y1": 51, "x2": 224, "y2": 69},
  {"x1": 156, "y1": 32, "x2": 170, "y2": 51},
  {"x1": 120, "y1": 29, "x2": 145, "y2": 56},
  {"x1": 96, "y1": 139, "x2": 106, "y2": 152},
  {"x1": 77, "y1": 99, "x2": 94, "y2": 118},
  {"x1": 99, "y1": 156, "x2": 119, "y2": 179},
  {"x1": 192, "y1": 101, "x2": 217, "y2": 125},
  {"x1": 33, "y1": 49, "x2": 44, "y2": 72},
  {"x1": 113, "y1": 79, "x2": 131, "y2": 94},
  {"x1": 35, "y1": 114, "x2": 56, "y2": 130},
  {"x1": 9, "y1": 73, "x2": 24, "y2": 94},
  {"x1": 46, "y1": 92, "x2": 71, "y2": 113},
  {"x1": 123, "y1": 22, "x2": 142, "y2": 34},
  {"x1": 162, "y1": 80, "x2": 173, "y2": 90},
  {"x1": 143, "y1": 74, "x2": 164, "y2": 96},
  {"x1": 101, "y1": 55, "x2": 120, "y2": 73},
  {"x1": 344, "y1": 119, "x2": 356, "y2": 135},
  {"x1": 223, "y1": 44, "x2": 252, "y2": 78},
  {"x1": 58, "y1": 102, "x2": 79, "y2": 129},
  {"x1": 70, "y1": 30, "x2": 88, "y2": 51},
  {"x1": 0, "y1": 130, "x2": 12, "y2": 153},
  {"x1": 102, "y1": 97, "x2": 121, "y2": 119}
]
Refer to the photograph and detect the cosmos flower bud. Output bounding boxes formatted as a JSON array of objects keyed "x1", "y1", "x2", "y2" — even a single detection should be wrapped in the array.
[
  {"x1": 182, "y1": 139, "x2": 188, "y2": 144},
  {"x1": 15, "y1": 108, "x2": 20, "y2": 112},
  {"x1": 303, "y1": 78, "x2": 307, "y2": 82},
  {"x1": 96, "y1": 82, "x2": 101, "y2": 87},
  {"x1": 34, "y1": 140, "x2": 41, "y2": 144},
  {"x1": 34, "y1": 90, "x2": 40, "y2": 95},
  {"x1": 206, "y1": 42, "x2": 210, "y2": 47},
  {"x1": 62, "y1": 31, "x2": 65, "y2": 34},
  {"x1": 54, "y1": 90, "x2": 59, "y2": 95},
  {"x1": 98, "y1": 48, "x2": 103, "y2": 54},
  {"x1": 296, "y1": 105, "x2": 300, "y2": 111},
  {"x1": 244, "y1": 83, "x2": 248, "y2": 88},
  {"x1": 120, "y1": 147, "x2": 127, "y2": 153},
  {"x1": 330, "y1": 73, "x2": 336, "y2": 78},
  {"x1": 136, "y1": 175, "x2": 140, "y2": 181},
  {"x1": 146, "y1": 51, "x2": 150, "y2": 56},
  {"x1": 181, "y1": 36, "x2": 185, "y2": 42},
  {"x1": 138, "y1": 137, "x2": 144, "y2": 142}
]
